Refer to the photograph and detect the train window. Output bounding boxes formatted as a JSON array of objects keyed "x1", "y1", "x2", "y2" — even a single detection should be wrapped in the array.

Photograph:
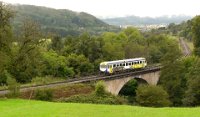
[
  {"x1": 131, "y1": 62, "x2": 133, "y2": 65},
  {"x1": 120, "y1": 63, "x2": 122, "y2": 66},
  {"x1": 123, "y1": 63, "x2": 125, "y2": 66},
  {"x1": 113, "y1": 64, "x2": 116, "y2": 67},
  {"x1": 126, "y1": 63, "x2": 128, "y2": 66},
  {"x1": 117, "y1": 64, "x2": 119, "y2": 67},
  {"x1": 129, "y1": 63, "x2": 131, "y2": 65}
]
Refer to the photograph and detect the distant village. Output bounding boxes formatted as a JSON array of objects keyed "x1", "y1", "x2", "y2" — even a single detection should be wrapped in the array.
[{"x1": 120, "y1": 24, "x2": 167, "y2": 31}]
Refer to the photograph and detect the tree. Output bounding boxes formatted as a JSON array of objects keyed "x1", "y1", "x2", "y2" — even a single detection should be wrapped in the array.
[
  {"x1": 158, "y1": 38, "x2": 185, "y2": 106},
  {"x1": 168, "y1": 23, "x2": 178, "y2": 35},
  {"x1": 147, "y1": 34, "x2": 181, "y2": 63},
  {"x1": 0, "y1": 2, "x2": 14, "y2": 84},
  {"x1": 9, "y1": 20, "x2": 43, "y2": 83},
  {"x1": 192, "y1": 15, "x2": 200, "y2": 56},
  {"x1": 159, "y1": 56, "x2": 198, "y2": 107},
  {"x1": 124, "y1": 43, "x2": 146, "y2": 59},
  {"x1": 136, "y1": 85, "x2": 170, "y2": 107},
  {"x1": 62, "y1": 36, "x2": 77, "y2": 56},
  {"x1": 159, "y1": 61, "x2": 185, "y2": 106},
  {"x1": 148, "y1": 45, "x2": 162, "y2": 63},
  {"x1": 41, "y1": 50, "x2": 74, "y2": 77},
  {"x1": 75, "y1": 33, "x2": 104, "y2": 62},
  {"x1": 123, "y1": 27, "x2": 145, "y2": 45},
  {"x1": 50, "y1": 35, "x2": 64, "y2": 53},
  {"x1": 66, "y1": 54, "x2": 94, "y2": 76},
  {"x1": 183, "y1": 57, "x2": 200, "y2": 106},
  {"x1": 102, "y1": 32, "x2": 124, "y2": 60}
]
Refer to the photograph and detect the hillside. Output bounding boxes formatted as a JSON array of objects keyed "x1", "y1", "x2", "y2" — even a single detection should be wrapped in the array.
[
  {"x1": 11, "y1": 4, "x2": 120, "y2": 36},
  {"x1": 102, "y1": 15, "x2": 192, "y2": 26},
  {"x1": 0, "y1": 99, "x2": 200, "y2": 117}
]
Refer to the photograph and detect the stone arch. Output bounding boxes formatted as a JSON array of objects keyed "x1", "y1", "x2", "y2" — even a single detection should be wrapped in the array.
[
  {"x1": 105, "y1": 77, "x2": 132, "y2": 95},
  {"x1": 104, "y1": 71, "x2": 160, "y2": 95},
  {"x1": 118, "y1": 78, "x2": 142, "y2": 96},
  {"x1": 134, "y1": 77, "x2": 148, "y2": 84}
]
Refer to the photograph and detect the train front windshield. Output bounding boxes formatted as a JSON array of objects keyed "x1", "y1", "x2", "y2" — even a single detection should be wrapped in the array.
[{"x1": 100, "y1": 64, "x2": 107, "y2": 69}]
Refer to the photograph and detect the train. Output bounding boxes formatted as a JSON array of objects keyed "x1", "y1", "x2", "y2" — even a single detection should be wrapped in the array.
[{"x1": 99, "y1": 57, "x2": 147, "y2": 74}]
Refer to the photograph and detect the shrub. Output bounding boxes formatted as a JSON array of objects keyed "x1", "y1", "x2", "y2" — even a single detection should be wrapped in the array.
[
  {"x1": 61, "y1": 94, "x2": 127, "y2": 105},
  {"x1": 136, "y1": 85, "x2": 170, "y2": 107},
  {"x1": 59, "y1": 81, "x2": 128, "y2": 105},
  {"x1": 34, "y1": 89, "x2": 53, "y2": 101},
  {"x1": 95, "y1": 81, "x2": 107, "y2": 97},
  {"x1": 6, "y1": 73, "x2": 20, "y2": 98}
]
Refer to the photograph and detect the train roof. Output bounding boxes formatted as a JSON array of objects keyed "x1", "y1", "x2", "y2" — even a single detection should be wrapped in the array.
[{"x1": 100, "y1": 57, "x2": 146, "y2": 65}]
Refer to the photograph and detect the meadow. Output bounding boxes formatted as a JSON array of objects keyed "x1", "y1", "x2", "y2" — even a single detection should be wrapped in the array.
[{"x1": 0, "y1": 99, "x2": 199, "y2": 117}]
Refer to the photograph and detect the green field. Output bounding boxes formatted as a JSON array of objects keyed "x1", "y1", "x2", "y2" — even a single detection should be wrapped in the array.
[{"x1": 0, "y1": 99, "x2": 200, "y2": 117}]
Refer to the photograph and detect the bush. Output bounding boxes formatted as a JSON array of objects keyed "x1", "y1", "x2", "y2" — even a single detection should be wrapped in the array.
[
  {"x1": 6, "y1": 73, "x2": 20, "y2": 98},
  {"x1": 136, "y1": 85, "x2": 170, "y2": 107},
  {"x1": 59, "y1": 81, "x2": 128, "y2": 105},
  {"x1": 34, "y1": 89, "x2": 53, "y2": 101},
  {"x1": 94, "y1": 81, "x2": 107, "y2": 97},
  {"x1": 61, "y1": 94, "x2": 127, "y2": 105}
]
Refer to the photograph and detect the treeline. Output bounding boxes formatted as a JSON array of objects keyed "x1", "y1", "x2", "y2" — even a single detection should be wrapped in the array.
[
  {"x1": 151, "y1": 19, "x2": 192, "y2": 40},
  {"x1": 157, "y1": 15, "x2": 200, "y2": 107},
  {"x1": 0, "y1": 2, "x2": 179, "y2": 85},
  {"x1": 110, "y1": 16, "x2": 200, "y2": 107}
]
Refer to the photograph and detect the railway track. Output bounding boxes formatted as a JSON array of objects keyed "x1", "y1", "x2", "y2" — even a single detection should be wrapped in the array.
[
  {"x1": 0, "y1": 65, "x2": 161, "y2": 95},
  {"x1": 179, "y1": 37, "x2": 191, "y2": 56}
]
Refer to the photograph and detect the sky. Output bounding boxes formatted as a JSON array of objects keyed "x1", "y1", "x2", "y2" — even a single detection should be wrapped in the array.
[{"x1": 2, "y1": 0, "x2": 200, "y2": 18}]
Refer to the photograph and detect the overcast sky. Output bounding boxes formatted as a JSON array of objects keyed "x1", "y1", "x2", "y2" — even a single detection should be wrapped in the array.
[{"x1": 2, "y1": 0, "x2": 200, "y2": 18}]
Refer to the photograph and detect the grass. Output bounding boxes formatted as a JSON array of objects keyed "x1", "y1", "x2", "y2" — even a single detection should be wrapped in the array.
[{"x1": 0, "y1": 99, "x2": 200, "y2": 117}]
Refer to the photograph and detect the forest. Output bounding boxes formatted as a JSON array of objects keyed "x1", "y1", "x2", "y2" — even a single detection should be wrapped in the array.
[{"x1": 11, "y1": 4, "x2": 120, "y2": 36}]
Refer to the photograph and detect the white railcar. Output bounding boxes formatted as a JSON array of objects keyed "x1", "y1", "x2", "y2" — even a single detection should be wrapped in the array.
[{"x1": 100, "y1": 58, "x2": 147, "y2": 74}]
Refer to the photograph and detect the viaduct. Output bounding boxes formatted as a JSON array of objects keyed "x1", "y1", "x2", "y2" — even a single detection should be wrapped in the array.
[
  {"x1": 0, "y1": 65, "x2": 161, "y2": 95},
  {"x1": 103, "y1": 66, "x2": 160, "y2": 95}
]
